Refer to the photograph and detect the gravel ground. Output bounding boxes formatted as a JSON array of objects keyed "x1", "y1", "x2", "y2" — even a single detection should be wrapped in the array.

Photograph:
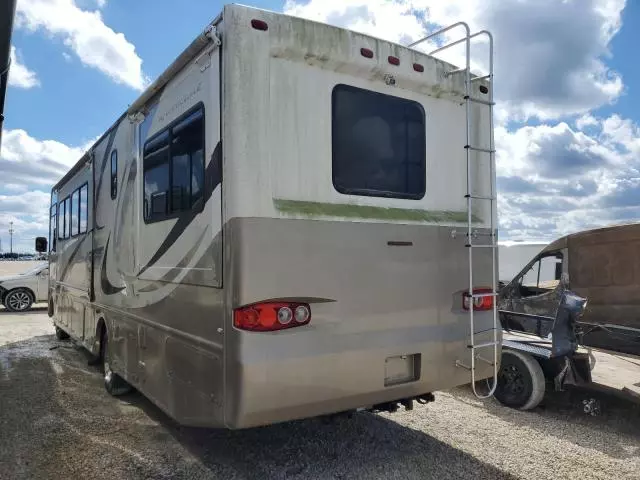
[{"x1": 1, "y1": 312, "x2": 639, "y2": 480}]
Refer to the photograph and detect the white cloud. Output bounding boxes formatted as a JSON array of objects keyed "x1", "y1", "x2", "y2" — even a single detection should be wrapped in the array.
[
  {"x1": 284, "y1": 0, "x2": 626, "y2": 121},
  {"x1": 0, "y1": 129, "x2": 96, "y2": 252},
  {"x1": 15, "y1": 0, "x2": 146, "y2": 90},
  {"x1": 576, "y1": 114, "x2": 599, "y2": 131},
  {"x1": 495, "y1": 115, "x2": 640, "y2": 241},
  {"x1": 0, "y1": 128, "x2": 90, "y2": 187},
  {"x1": 8, "y1": 46, "x2": 40, "y2": 89}
]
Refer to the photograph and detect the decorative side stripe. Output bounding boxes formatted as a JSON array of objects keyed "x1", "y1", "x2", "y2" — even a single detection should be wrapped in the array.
[{"x1": 273, "y1": 199, "x2": 480, "y2": 223}]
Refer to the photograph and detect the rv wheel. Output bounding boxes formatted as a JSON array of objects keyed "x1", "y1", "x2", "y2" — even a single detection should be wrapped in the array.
[
  {"x1": 101, "y1": 331, "x2": 133, "y2": 396},
  {"x1": 55, "y1": 326, "x2": 69, "y2": 340},
  {"x1": 494, "y1": 350, "x2": 545, "y2": 411}
]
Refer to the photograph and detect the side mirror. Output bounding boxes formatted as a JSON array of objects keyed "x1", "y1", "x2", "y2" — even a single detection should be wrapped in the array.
[{"x1": 35, "y1": 237, "x2": 48, "y2": 253}]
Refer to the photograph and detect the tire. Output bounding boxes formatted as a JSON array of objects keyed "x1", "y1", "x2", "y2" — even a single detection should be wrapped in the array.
[
  {"x1": 55, "y1": 326, "x2": 70, "y2": 340},
  {"x1": 494, "y1": 349, "x2": 546, "y2": 411},
  {"x1": 101, "y1": 330, "x2": 133, "y2": 396},
  {"x1": 4, "y1": 289, "x2": 34, "y2": 312}
]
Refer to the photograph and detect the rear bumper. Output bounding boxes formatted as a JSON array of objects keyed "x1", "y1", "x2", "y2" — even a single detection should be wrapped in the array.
[{"x1": 224, "y1": 318, "x2": 499, "y2": 429}]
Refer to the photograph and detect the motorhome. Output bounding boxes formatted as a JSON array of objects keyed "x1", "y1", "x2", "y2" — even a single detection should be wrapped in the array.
[
  {"x1": 47, "y1": 5, "x2": 499, "y2": 429},
  {"x1": 499, "y1": 223, "x2": 640, "y2": 357}
]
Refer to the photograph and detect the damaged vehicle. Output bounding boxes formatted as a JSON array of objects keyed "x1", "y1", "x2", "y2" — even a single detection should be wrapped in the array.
[
  {"x1": 495, "y1": 223, "x2": 640, "y2": 410},
  {"x1": 499, "y1": 223, "x2": 640, "y2": 358}
]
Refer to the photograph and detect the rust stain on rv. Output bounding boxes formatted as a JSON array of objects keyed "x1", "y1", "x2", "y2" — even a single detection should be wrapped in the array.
[{"x1": 274, "y1": 199, "x2": 479, "y2": 223}]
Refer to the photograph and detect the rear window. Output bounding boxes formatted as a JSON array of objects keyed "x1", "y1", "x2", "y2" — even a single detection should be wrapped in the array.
[{"x1": 332, "y1": 84, "x2": 426, "y2": 200}]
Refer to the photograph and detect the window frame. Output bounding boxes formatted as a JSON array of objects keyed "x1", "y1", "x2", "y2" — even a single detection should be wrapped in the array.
[
  {"x1": 49, "y1": 204, "x2": 57, "y2": 252},
  {"x1": 331, "y1": 84, "x2": 427, "y2": 200},
  {"x1": 519, "y1": 252, "x2": 564, "y2": 292},
  {"x1": 110, "y1": 149, "x2": 118, "y2": 199},
  {"x1": 142, "y1": 102, "x2": 206, "y2": 225},
  {"x1": 57, "y1": 197, "x2": 65, "y2": 240}
]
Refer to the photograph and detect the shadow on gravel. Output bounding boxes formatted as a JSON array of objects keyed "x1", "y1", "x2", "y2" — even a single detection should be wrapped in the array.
[
  {"x1": 0, "y1": 334, "x2": 515, "y2": 480},
  {"x1": 127, "y1": 393, "x2": 517, "y2": 480},
  {"x1": 450, "y1": 384, "x2": 640, "y2": 461}
]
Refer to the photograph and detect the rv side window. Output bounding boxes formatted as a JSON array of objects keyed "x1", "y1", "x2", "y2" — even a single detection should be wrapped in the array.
[
  {"x1": 332, "y1": 84, "x2": 426, "y2": 199},
  {"x1": 57, "y1": 200, "x2": 65, "y2": 240},
  {"x1": 64, "y1": 197, "x2": 71, "y2": 239},
  {"x1": 71, "y1": 189, "x2": 80, "y2": 236},
  {"x1": 49, "y1": 205, "x2": 57, "y2": 252},
  {"x1": 111, "y1": 150, "x2": 118, "y2": 199},
  {"x1": 143, "y1": 104, "x2": 205, "y2": 222},
  {"x1": 79, "y1": 184, "x2": 88, "y2": 233}
]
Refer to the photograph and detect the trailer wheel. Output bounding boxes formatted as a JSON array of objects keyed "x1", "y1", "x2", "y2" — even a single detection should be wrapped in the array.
[
  {"x1": 494, "y1": 350, "x2": 545, "y2": 411},
  {"x1": 101, "y1": 330, "x2": 132, "y2": 397},
  {"x1": 55, "y1": 326, "x2": 69, "y2": 340}
]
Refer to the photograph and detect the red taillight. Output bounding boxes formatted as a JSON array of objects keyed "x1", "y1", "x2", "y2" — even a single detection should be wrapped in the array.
[
  {"x1": 251, "y1": 19, "x2": 268, "y2": 31},
  {"x1": 360, "y1": 48, "x2": 374, "y2": 59},
  {"x1": 462, "y1": 288, "x2": 494, "y2": 311},
  {"x1": 234, "y1": 302, "x2": 311, "y2": 331},
  {"x1": 413, "y1": 63, "x2": 424, "y2": 72},
  {"x1": 388, "y1": 55, "x2": 400, "y2": 66}
]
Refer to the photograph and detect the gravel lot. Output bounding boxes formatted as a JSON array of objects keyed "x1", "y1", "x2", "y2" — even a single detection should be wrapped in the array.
[{"x1": 1, "y1": 308, "x2": 639, "y2": 480}]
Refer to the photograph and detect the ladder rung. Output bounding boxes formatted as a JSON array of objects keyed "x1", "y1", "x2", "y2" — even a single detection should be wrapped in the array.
[
  {"x1": 468, "y1": 341, "x2": 499, "y2": 349},
  {"x1": 471, "y1": 74, "x2": 491, "y2": 82},
  {"x1": 464, "y1": 145, "x2": 496, "y2": 154},
  {"x1": 465, "y1": 194, "x2": 496, "y2": 200},
  {"x1": 466, "y1": 232, "x2": 495, "y2": 238},
  {"x1": 464, "y1": 95, "x2": 495, "y2": 106},
  {"x1": 469, "y1": 292, "x2": 498, "y2": 299},
  {"x1": 465, "y1": 244, "x2": 498, "y2": 249}
]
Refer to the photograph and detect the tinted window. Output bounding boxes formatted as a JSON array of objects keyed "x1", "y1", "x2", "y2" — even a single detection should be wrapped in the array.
[
  {"x1": 57, "y1": 200, "x2": 65, "y2": 240},
  {"x1": 332, "y1": 85, "x2": 426, "y2": 199},
  {"x1": 71, "y1": 190, "x2": 80, "y2": 236},
  {"x1": 49, "y1": 205, "x2": 57, "y2": 252},
  {"x1": 111, "y1": 150, "x2": 118, "y2": 199},
  {"x1": 65, "y1": 197, "x2": 71, "y2": 239},
  {"x1": 79, "y1": 184, "x2": 88, "y2": 233},
  {"x1": 143, "y1": 105, "x2": 205, "y2": 222}
]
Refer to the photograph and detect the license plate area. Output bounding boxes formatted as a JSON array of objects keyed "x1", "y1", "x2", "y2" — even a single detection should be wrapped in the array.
[{"x1": 384, "y1": 354, "x2": 421, "y2": 386}]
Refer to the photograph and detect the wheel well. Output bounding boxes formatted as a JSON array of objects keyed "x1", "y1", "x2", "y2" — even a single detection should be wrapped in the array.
[{"x1": 96, "y1": 317, "x2": 107, "y2": 356}]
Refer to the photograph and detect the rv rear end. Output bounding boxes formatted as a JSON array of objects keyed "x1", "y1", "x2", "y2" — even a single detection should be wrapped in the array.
[{"x1": 220, "y1": 6, "x2": 497, "y2": 428}]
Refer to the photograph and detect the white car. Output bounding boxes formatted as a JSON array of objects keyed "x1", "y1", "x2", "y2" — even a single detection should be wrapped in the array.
[{"x1": 0, "y1": 263, "x2": 49, "y2": 312}]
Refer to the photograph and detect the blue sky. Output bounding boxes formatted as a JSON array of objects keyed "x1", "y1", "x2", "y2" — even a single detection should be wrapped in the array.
[{"x1": 1, "y1": 0, "x2": 639, "y2": 251}]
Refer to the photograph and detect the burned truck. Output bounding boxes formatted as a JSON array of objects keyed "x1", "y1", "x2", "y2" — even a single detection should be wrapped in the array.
[
  {"x1": 494, "y1": 223, "x2": 640, "y2": 410},
  {"x1": 499, "y1": 223, "x2": 640, "y2": 358}
]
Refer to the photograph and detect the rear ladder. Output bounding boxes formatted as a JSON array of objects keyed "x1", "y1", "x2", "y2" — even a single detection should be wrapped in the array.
[{"x1": 409, "y1": 24, "x2": 499, "y2": 398}]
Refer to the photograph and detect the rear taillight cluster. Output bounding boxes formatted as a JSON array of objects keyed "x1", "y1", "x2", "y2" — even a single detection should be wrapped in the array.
[
  {"x1": 462, "y1": 288, "x2": 494, "y2": 311},
  {"x1": 234, "y1": 302, "x2": 311, "y2": 332}
]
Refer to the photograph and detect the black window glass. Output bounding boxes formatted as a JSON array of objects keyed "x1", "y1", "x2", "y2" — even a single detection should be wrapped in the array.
[
  {"x1": 143, "y1": 105, "x2": 204, "y2": 222},
  {"x1": 111, "y1": 150, "x2": 118, "y2": 199},
  {"x1": 332, "y1": 85, "x2": 426, "y2": 199}
]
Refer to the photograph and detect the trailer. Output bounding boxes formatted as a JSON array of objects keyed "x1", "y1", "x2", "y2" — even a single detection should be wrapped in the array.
[{"x1": 45, "y1": 5, "x2": 500, "y2": 429}]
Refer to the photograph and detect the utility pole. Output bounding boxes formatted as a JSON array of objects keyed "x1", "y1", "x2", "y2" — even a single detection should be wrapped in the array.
[{"x1": 9, "y1": 221, "x2": 14, "y2": 255}]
